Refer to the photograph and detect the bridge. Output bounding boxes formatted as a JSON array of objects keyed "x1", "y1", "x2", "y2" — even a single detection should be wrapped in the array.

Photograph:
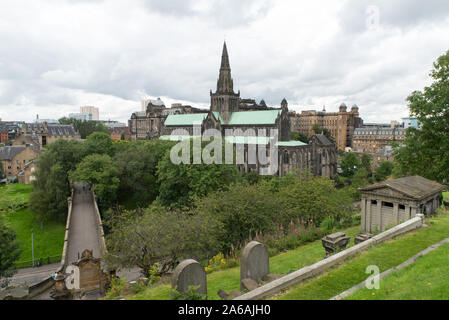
[{"x1": 66, "y1": 184, "x2": 103, "y2": 263}]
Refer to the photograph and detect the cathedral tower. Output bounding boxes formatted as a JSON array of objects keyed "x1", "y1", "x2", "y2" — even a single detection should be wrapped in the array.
[{"x1": 210, "y1": 42, "x2": 240, "y2": 123}]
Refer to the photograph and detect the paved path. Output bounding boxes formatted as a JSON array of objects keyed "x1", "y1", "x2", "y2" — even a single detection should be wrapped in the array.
[
  {"x1": 66, "y1": 184, "x2": 102, "y2": 264},
  {"x1": 9, "y1": 263, "x2": 60, "y2": 287}
]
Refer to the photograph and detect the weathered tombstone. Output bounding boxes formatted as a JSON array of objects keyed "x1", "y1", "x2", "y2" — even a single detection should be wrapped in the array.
[
  {"x1": 354, "y1": 233, "x2": 373, "y2": 244},
  {"x1": 171, "y1": 259, "x2": 207, "y2": 296},
  {"x1": 240, "y1": 241, "x2": 269, "y2": 291},
  {"x1": 321, "y1": 232, "x2": 350, "y2": 257}
]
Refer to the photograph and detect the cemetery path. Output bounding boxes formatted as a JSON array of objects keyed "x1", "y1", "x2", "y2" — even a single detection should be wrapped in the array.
[{"x1": 66, "y1": 184, "x2": 102, "y2": 264}]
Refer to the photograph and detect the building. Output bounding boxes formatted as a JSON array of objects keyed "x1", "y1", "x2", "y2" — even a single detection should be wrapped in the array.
[
  {"x1": 34, "y1": 115, "x2": 59, "y2": 124},
  {"x1": 109, "y1": 126, "x2": 131, "y2": 140},
  {"x1": 0, "y1": 145, "x2": 41, "y2": 180},
  {"x1": 291, "y1": 104, "x2": 363, "y2": 151},
  {"x1": 80, "y1": 106, "x2": 100, "y2": 121},
  {"x1": 359, "y1": 176, "x2": 444, "y2": 233},
  {"x1": 20, "y1": 122, "x2": 81, "y2": 147},
  {"x1": 402, "y1": 117, "x2": 421, "y2": 129},
  {"x1": 155, "y1": 42, "x2": 338, "y2": 178},
  {"x1": 0, "y1": 127, "x2": 8, "y2": 144},
  {"x1": 69, "y1": 106, "x2": 100, "y2": 121},
  {"x1": 17, "y1": 160, "x2": 38, "y2": 184},
  {"x1": 130, "y1": 99, "x2": 206, "y2": 140},
  {"x1": 352, "y1": 124, "x2": 406, "y2": 155}
]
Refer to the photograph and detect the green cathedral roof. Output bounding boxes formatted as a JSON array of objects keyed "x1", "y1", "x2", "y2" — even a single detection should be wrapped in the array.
[
  {"x1": 276, "y1": 141, "x2": 308, "y2": 147},
  {"x1": 164, "y1": 113, "x2": 209, "y2": 126},
  {"x1": 228, "y1": 110, "x2": 282, "y2": 125}
]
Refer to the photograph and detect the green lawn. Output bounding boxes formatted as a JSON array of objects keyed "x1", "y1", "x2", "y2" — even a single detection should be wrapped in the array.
[
  {"x1": 0, "y1": 183, "x2": 65, "y2": 267},
  {"x1": 346, "y1": 241, "x2": 449, "y2": 300},
  {"x1": 122, "y1": 225, "x2": 360, "y2": 300},
  {"x1": 274, "y1": 209, "x2": 449, "y2": 300}
]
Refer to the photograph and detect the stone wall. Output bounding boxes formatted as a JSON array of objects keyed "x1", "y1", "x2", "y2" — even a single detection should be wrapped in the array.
[{"x1": 234, "y1": 214, "x2": 425, "y2": 300}]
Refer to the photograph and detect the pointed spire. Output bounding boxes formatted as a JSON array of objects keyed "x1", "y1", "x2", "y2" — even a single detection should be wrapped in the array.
[{"x1": 220, "y1": 41, "x2": 230, "y2": 70}]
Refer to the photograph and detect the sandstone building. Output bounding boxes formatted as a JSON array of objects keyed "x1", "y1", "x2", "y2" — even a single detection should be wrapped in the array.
[
  {"x1": 20, "y1": 122, "x2": 81, "y2": 147},
  {"x1": 359, "y1": 176, "x2": 444, "y2": 233},
  {"x1": 352, "y1": 123, "x2": 405, "y2": 156},
  {"x1": 290, "y1": 104, "x2": 363, "y2": 151},
  {"x1": 0, "y1": 145, "x2": 40, "y2": 180},
  {"x1": 144, "y1": 42, "x2": 338, "y2": 178}
]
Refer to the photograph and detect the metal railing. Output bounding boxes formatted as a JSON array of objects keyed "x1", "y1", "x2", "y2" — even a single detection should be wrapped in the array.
[{"x1": 13, "y1": 255, "x2": 62, "y2": 269}]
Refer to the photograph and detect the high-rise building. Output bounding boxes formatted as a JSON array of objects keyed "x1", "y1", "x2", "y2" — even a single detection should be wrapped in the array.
[{"x1": 80, "y1": 106, "x2": 100, "y2": 121}]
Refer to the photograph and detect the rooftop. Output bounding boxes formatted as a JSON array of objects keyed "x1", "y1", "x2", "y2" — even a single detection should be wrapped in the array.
[{"x1": 359, "y1": 176, "x2": 445, "y2": 200}]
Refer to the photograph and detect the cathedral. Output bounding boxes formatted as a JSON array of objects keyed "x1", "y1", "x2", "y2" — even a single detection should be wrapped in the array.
[{"x1": 130, "y1": 42, "x2": 337, "y2": 178}]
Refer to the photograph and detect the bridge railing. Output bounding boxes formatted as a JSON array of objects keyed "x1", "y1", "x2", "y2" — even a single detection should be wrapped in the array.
[
  {"x1": 91, "y1": 190, "x2": 107, "y2": 256},
  {"x1": 57, "y1": 187, "x2": 74, "y2": 273}
]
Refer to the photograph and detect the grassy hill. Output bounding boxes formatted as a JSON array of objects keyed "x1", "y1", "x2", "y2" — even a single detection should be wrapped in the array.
[
  {"x1": 0, "y1": 183, "x2": 65, "y2": 267},
  {"x1": 114, "y1": 207, "x2": 449, "y2": 300}
]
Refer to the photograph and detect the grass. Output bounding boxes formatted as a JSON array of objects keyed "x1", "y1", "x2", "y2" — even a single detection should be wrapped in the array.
[
  {"x1": 121, "y1": 225, "x2": 360, "y2": 300},
  {"x1": 0, "y1": 183, "x2": 65, "y2": 267},
  {"x1": 346, "y1": 241, "x2": 449, "y2": 300},
  {"x1": 274, "y1": 209, "x2": 449, "y2": 300}
]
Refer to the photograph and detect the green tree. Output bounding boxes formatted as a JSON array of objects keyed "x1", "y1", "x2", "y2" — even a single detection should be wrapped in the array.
[
  {"x1": 394, "y1": 50, "x2": 449, "y2": 182},
  {"x1": 104, "y1": 205, "x2": 221, "y2": 277},
  {"x1": 340, "y1": 152, "x2": 360, "y2": 177},
  {"x1": 291, "y1": 131, "x2": 308, "y2": 143},
  {"x1": 83, "y1": 132, "x2": 114, "y2": 157},
  {"x1": 30, "y1": 140, "x2": 84, "y2": 222},
  {"x1": 70, "y1": 154, "x2": 120, "y2": 209},
  {"x1": 0, "y1": 218, "x2": 22, "y2": 288},
  {"x1": 155, "y1": 139, "x2": 241, "y2": 208},
  {"x1": 375, "y1": 160, "x2": 394, "y2": 182},
  {"x1": 115, "y1": 140, "x2": 173, "y2": 208},
  {"x1": 59, "y1": 118, "x2": 110, "y2": 139},
  {"x1": 359, "y1": 153, "x2": 372, "y2": 177}
]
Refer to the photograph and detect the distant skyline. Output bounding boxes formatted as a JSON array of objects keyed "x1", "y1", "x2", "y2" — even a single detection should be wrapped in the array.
[{"x1": 1, "y1": 0, "x2": 449, "y2": 123}]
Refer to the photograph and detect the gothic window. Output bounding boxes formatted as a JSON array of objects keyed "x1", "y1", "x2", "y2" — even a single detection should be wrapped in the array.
[{"x1": 283, "y1": 151, "x2": 289, "y2": 164}]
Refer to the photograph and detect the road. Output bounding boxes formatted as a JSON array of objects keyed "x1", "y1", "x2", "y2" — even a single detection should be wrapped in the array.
[{"x1": 66, "y1": 183, "x2": 102, "y2": 263}]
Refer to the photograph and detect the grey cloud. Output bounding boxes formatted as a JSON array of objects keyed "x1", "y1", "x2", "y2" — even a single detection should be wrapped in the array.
[{"x1": 339, "y1": 0, "x2": 449, "y2": 33}]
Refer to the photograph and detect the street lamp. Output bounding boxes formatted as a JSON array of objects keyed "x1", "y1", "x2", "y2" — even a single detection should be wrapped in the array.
[{"x1": 31, "y1": 228, "x2": 35, "y2": 267}]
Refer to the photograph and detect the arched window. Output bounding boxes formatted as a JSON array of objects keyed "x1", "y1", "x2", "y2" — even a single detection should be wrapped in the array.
[{"x1": 283, "y1": 151, "x2": 289, "y2": 164}]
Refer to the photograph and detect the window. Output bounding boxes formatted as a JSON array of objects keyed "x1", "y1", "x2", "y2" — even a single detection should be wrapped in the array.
[
  {"x1": 382, "y1": 201, "x2": 394, "y2": 208},
  {"x1": 399, "y1": 204, "x2": 405, "y2": 210},
  {"x1": 371, "y1": 200, "x2": 377, "y2": 205}
]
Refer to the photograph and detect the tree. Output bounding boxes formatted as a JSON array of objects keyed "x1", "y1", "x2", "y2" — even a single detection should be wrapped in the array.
[
  {"x1": 103, "y1": 205, "x2": 221, "y2": 277},
  {"x1": 359, "y1": 153, "x2": 372, "y2": 177},
  {"x1": 0, "y1": 218, "x2": 22, "y2": 288},
  {"x1": 340, "y1": 152, "x2": 360, "y2": 177},
  {"x1": 30, "y1": 140, "x2": 84, "y2": 222},
  {"x1": 375, "y1": 160, "x2": 394, "y2": 182},
  {"x1": 114, "y1": 140, "x2": 173, "y2": 208},
  {"x1": 59, "y1": 118, "x2": 110, "y2": 139},
  {"x1": 70, "y1": 154, "x2": 120, "y2": 209},
  {"x1": 83, "y1": 132, "x2": 114, "y2": 157},
  {"x1": 394, "y1": 50, "x2": 449, "y2": 182},
  {"x1": 291, "y1": 131, "x2": 308, "y2": 143},
  {"x1": 155, "y1": 139, "x2": 241, "y2": 208}
]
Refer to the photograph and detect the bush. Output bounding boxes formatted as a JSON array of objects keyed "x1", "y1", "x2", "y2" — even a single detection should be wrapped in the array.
[{"x1": 170, "y1": 285, "x2": 206, "y2": 300}]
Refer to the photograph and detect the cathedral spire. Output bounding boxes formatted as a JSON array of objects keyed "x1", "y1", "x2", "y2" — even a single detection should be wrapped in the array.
[
  {"x1": 216, "y1": 41, "x2": 234, "y2": 93},
  {"x1": 220, "y1": 41, "x2": 230, "y2": 70}
]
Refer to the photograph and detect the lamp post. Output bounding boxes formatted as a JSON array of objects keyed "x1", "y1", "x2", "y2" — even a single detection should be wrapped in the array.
[{"x1": 31, "y1": 228, "x2": 35, "y2": 267}]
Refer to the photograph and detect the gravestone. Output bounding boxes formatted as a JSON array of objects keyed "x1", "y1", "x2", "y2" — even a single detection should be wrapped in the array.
[
  {"x1": 171, "y1": 259, "x2": 207, "y2": 296},
  {"x1": 240, "y1": 241, "x2": 269, "y2": 291},
  {"x1": 321, "y1": 232, "x2": 350, "y2": 257}
]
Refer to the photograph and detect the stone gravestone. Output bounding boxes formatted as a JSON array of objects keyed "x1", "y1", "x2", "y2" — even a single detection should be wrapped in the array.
[
  {"x1": 240, "y1": 241, "x2": 269, "y2": 291},
  {"x1": 172, "y1": 259, "x2": 207, "y2": 296}
]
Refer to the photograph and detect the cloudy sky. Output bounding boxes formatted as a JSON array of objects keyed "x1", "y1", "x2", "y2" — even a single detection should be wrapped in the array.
[{"x1": 1, "y1": 0, "x2": 449, "y2": 123}]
